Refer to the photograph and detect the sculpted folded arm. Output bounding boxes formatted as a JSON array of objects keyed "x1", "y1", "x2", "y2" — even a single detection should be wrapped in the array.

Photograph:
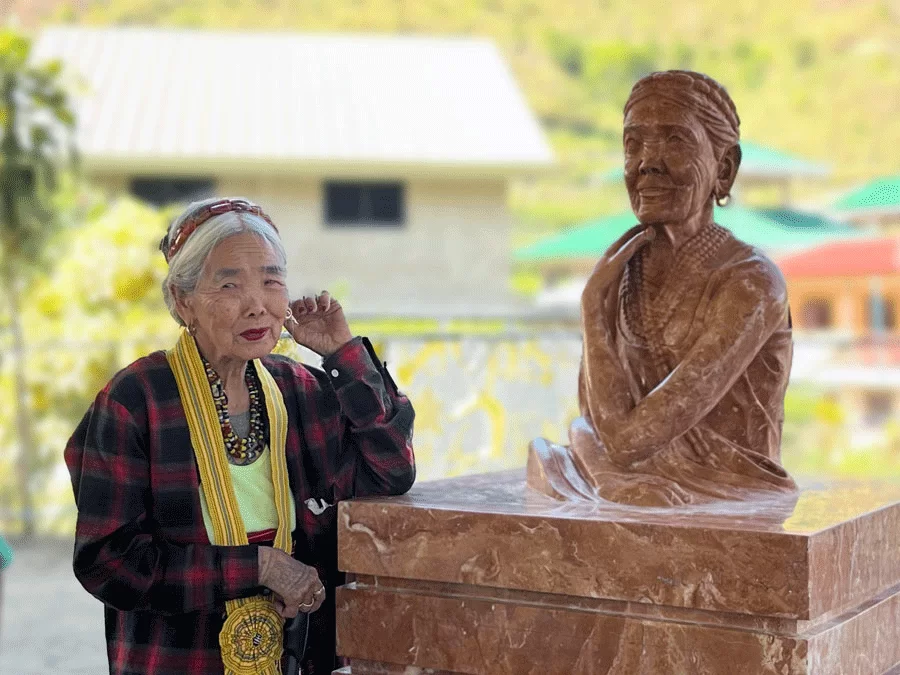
[{"x1": 581, "y1": 257, "x2": 788, "y2": 467}]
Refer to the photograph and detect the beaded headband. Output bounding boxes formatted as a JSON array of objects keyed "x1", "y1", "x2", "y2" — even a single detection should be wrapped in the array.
[{"x1": 159, "y1": 198, "x2": 279, "y2": 262}]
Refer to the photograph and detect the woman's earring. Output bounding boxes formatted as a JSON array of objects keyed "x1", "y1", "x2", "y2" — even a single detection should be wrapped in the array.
[
  {"x1": 285, "y1": 307, "x2": 298, "y2": 325},
  {"x1": 187, "y1": 321, "x2": 198, "y2": 337},
  {"x1": 715, "y1": 193, "x2": 731, "y2": 207}
]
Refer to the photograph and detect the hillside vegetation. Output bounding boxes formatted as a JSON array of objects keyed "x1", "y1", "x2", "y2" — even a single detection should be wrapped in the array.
[{"x1": 12, "y1": 0, "x2": 900, "y2": 235}]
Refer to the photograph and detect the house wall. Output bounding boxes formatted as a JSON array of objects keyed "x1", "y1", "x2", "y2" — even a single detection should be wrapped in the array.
[
  {"x1": 91, "y1": 173, "x2": 514, "y2": 315},
  {"x1": 846, "y1": 213, "x2": 900, "y2": 232},
  {"x1": 786, "y1": 275, "x2": 900, "y2": 336}
]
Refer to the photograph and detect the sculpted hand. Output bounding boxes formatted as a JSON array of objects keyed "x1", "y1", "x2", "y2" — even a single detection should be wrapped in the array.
[
  {"x1": 285, "y1": 291, "x2": 354, "y2": 357},
  {"x1": 258, "y1": 547, "x2": 326, "y2": 618},
  {"x1": 582, "y1": 227, "x2": 655, "y2": 321}
]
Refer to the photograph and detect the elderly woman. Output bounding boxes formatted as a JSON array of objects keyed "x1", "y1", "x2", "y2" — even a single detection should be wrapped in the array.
[
  {"x1": 65, "y1": 197, "x2": 415, "y2": 674},
  {"x1": 528, "y1": 70, "x2": 797, "y2": 506}
]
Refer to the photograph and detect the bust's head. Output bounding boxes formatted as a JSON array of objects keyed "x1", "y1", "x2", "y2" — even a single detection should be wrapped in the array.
[{"x1": 622, "y1": 71, "x2": 742, "y2": 228}]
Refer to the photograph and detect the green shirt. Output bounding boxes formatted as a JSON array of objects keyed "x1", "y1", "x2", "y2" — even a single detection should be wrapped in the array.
[{"x1": 199, "y1": 446, "x2": 297, "y2": 542}]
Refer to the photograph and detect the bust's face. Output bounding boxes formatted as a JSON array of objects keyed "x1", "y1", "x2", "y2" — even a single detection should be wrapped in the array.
[{"x1": 623, "y1": 94, "x2": 720, "y2": 227}]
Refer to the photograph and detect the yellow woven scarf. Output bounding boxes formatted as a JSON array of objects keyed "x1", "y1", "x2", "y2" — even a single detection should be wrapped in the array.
[{"x1": 167, "y1": 330, "x2": 292, "y2": 674}]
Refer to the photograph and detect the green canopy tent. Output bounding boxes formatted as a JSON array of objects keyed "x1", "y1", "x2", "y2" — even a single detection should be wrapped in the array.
[
  {"x1": 754, "y1": 207, "x2": 854, "y2": 235},
  {"x1": 834, "y1": 176, "x2": 900, "y2": 221},
  {"x1": 516, "y1": 205, "x2": 860, "y2": 272}
]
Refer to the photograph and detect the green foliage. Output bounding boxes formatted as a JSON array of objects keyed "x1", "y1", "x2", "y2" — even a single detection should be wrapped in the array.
[
  {"x1": 672, "y1": 43, "x2": 696, "y2": 70},
  {"x1": 0, "y1": 194, "x2": 177, "y2": 533},
  {"x1": 509, "y1": 268, "x2": 543, "y2": 298},
  {"x1": 544, "y1": 29, "x2": 583, "y2": 77},
  {"x1": 793, "y1": 39, "x2": 817, "y2": 69},
  {"x1": 0, "y1": 27, "x2": 77, "y2": 535},
  {"x1": 0, "y1": 28, "x2": 76, "y2": 273},
  {"x1": 582, "y1": 42, "x2": 659, "y2": 99},
  {"x1": 781, "y1": 387, "x2": 900, "y2": 480},
  {"x1": 730, "y1": 41, "x2": 772, "y2": 89},
  {"x1": 783, "y1": 386, "x2": 823, "y2": 425}
]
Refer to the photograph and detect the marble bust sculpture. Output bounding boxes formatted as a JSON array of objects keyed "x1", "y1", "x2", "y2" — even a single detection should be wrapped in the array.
[{"x1": 527, "y1": 70, "x2": 798, "y2": 506}]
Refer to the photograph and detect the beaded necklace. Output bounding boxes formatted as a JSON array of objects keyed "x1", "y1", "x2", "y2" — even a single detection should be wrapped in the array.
[{"x1": 202, "y1": 358, "x2": 267, "y2": 466}]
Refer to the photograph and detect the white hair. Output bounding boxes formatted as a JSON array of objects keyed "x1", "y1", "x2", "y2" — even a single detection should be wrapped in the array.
[{"x1": 162, "y1": 197, "x2": 288, "y2": 326}]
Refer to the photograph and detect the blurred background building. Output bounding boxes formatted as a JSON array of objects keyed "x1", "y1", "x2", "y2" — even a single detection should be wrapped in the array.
[{"x1": 34, "y1": 27, "x2": 554, "y2": 314}]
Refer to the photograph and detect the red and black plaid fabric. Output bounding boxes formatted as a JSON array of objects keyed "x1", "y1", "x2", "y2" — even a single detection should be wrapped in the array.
[{"x1": 64, "y1": 337, "x2": 415, "y2": 675}]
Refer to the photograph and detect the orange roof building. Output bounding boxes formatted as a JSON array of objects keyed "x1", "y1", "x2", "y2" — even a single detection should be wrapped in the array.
[
  {"x1": 777, "y1": 237, "x2": 900, "y2": 335},
  {"x1": 779, "y1": 237, "x2": 900, "y2": 431}
]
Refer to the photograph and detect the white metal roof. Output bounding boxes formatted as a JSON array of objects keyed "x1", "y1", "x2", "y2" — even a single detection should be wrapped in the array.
[{"x1": 33, "y1": 26, "x2": 554, "y2": 175}]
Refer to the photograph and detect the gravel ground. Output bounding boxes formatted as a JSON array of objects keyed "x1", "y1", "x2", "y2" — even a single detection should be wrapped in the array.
[{"x1": 0, "y1": 538, "x2": 107, "y2": 674}]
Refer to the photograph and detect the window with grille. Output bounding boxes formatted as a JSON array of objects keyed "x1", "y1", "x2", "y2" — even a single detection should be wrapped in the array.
[
  {"x1": 324, "y1": 181, "x2": 405, "y2": 227},
  {"x1": 130, "y1": 177, "x2": 217, "y2": 207},
  {"x1": 800, "y1": 298, "x2": 834, "y2": 330}
]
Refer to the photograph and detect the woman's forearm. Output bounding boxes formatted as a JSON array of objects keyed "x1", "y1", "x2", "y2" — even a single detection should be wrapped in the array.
[
  {"x1": 72, "y1": 523, "x2": 261, "y2": 616},
  {"x1": 320, "y1": 338, "x2": 416, "y2": 498}
]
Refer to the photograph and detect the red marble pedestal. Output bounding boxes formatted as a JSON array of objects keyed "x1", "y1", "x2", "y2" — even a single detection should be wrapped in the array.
[{"x1": 334, "y1": 471, "x2": 900, "y2": 675}]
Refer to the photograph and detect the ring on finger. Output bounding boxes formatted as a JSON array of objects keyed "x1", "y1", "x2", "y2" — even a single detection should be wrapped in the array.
[{"x1": 299, "y1": 600, "x2": 314, "y2": 610}]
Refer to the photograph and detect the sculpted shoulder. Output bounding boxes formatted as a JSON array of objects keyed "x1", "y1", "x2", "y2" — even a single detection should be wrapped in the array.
[
  {"x1": 602, "y1": 224, "x2": 647, "y2": 258},
  {"x1": 715, "y1": 234, "x2": 789, "y2": 309}
]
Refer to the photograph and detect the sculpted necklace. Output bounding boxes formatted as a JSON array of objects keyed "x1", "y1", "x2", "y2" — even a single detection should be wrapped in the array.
[
  {"x1": 620, "y1": 222, "x2": 730, "y2": 346},
  {"x1": 202, "y1": 358, "x2": 267, "y2": 466}
]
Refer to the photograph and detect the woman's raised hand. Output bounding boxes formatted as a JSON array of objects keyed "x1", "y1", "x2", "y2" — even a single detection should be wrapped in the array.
[{"x1": 284, "y1": 291, "x2": 354, "y2": 358}]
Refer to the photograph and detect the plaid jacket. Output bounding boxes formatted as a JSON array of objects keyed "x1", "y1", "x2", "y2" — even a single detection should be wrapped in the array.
[{"x1": 64, "y1": 337, "x2": 415, "y2": 675}]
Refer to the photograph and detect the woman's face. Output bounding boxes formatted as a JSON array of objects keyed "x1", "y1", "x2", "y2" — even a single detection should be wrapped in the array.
[
  {"x1": 623, "y1": 95, "x2": 720, "y2": 227},
  {"x1": 176, "y1": 232, "x2": 289, "y2": 366}
]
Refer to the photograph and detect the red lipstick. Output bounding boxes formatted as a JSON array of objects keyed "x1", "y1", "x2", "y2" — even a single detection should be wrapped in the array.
[{"x1": 240, "y1": 328, "x2": 268, "y2": 341}]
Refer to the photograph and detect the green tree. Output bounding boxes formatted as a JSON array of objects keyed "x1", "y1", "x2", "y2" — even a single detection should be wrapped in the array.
[
  {"x1": 0, "y1": 29, "x2": 76, "y2": 536},
  {"x1": 0, "y1": 195, "x2": 178, "y2": 535}
]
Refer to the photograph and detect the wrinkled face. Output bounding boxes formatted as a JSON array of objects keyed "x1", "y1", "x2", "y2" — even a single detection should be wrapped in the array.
[
  {"x1": 623, "y1": 94, "x2": 720, "y2": 227},
  {"x1": 177, "y1": 232, "x2": 289, "y2": 364}
]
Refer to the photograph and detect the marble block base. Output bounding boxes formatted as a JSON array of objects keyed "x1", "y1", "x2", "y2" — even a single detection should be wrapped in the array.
[{"x1": 335, "y1": 471, "x2": 900, "y2": 675}]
